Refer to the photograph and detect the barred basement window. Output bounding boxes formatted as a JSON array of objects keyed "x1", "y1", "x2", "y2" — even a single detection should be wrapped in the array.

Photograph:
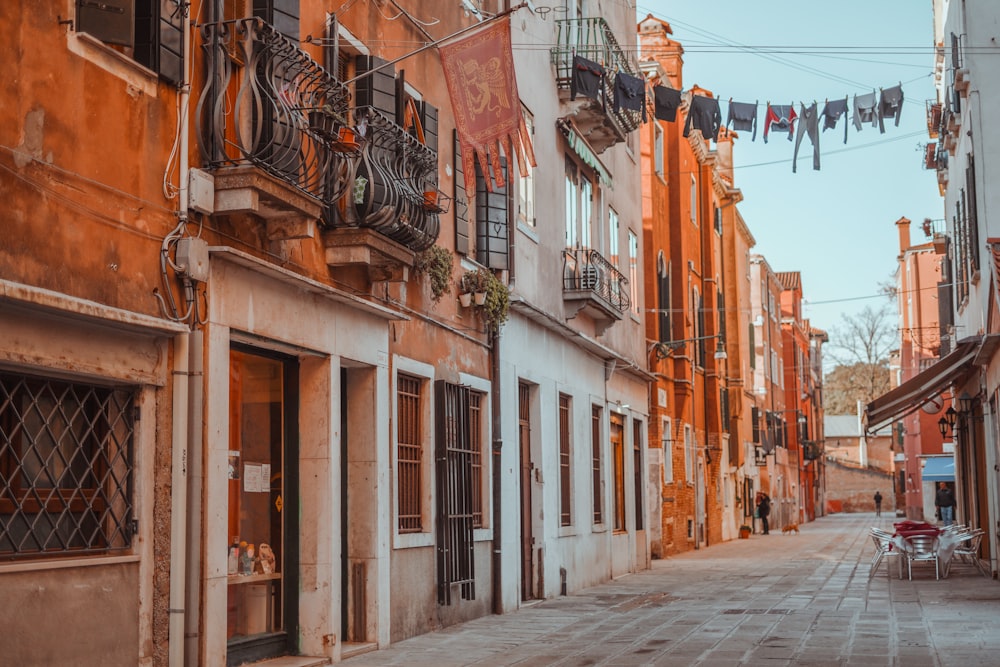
[
  {"x1": 0, "y1": 371, "x2": 136, "y2": 560},
  {"x1": 397, "y1": 373, "x2": 424, "y2": 533}
]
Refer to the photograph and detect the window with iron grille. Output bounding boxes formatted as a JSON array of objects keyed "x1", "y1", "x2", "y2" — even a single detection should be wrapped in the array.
[
  {"x1": 611, "y1": 414, "x2": 625, "y2": 532},
  {"x1": 435, "y1": 381, "x2": 477, "y2": 604},
  {"x1": 469, "y1": 391, "x2": 484, "y2": 528},
  {"x1": 0, "y1": 371, "x2": 136, "y2": 560},
  {"x1": 396, "y1": 373, "x2": 424, "y2": 533},
  {"x1": 632, "y1": 419, "x2": 644, "y2": 531},
  {"x1": 591, "y1": 405, "x2": 603, "y2": 525},
  {"x1": 558, "y1": 394, "x2": 572, "y2": 527}
]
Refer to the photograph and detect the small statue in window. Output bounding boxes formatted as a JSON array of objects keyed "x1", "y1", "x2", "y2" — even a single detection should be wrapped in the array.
[
  {"x1": 238, "y1": 542, "x2": 255, "y2": 575},
  {"x1": 257, "y1": 543, "x2": 275, "y2": 574}
]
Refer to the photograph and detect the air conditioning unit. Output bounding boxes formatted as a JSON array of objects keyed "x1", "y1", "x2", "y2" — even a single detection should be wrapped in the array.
[{"x1": 580, "y1": 264, "x2": 600, "y2": 290}]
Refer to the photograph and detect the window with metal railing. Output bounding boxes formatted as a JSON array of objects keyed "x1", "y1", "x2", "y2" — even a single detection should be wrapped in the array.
[
  {"x1": 396, "y1": 374, "x2": 424, "y2": 533},
  {"x1": 0, "y1": 371, "x2": 136, "y2": 560}
]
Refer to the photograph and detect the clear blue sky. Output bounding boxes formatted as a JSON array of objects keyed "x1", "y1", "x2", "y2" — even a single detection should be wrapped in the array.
[{"x1": 635, "y1": 0, "x2": 943, "y2": 342}]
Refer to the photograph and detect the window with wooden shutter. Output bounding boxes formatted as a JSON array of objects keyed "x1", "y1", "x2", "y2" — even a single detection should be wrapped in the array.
[
  {"x1": 591, "y1": 405, "x2": 603, "y2": 525},
  {"x1": 632, "y1": 419, "x2": 644, "y2": 531},
  {"x1": 453, "y1": 131, "x2": 471, "y2": 256},
  {"x1": 475, "y1": 160, "x2": 510, "y2": 270},
  {"x1": 558, "y1": 394, "x2": 572, "y2": 527},
  {"x1": 76, "y1": 0, "x2": 183, "y2": 85},
  {"x1": 355, "y1": 55, "x2": 396, "y2": 113}
]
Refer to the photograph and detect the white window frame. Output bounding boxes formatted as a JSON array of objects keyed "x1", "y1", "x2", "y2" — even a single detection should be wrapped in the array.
[
  {"x1": 628, "y1": 229, "x2": 639, "y2": 314},
  {"x1": 608, "y1": 207, "x2": 620, "y2": 266},
  {"x1": 517, "y1": 107, "x2": 535, "y2": 227},
  {"x1": 392, "y1": 356, "x2": 436, "y2": 549}
]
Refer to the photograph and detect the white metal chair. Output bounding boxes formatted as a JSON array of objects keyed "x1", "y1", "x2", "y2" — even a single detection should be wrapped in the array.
[
  {"x1": 869, "y1": 527, "x2": 902, "y2": 579},
  {"x1": 944, "y1": 528, "x2": 988, "y2": 577},
  {"x1": 903, "y1": 534, "x2": 940, "y2": 580}
]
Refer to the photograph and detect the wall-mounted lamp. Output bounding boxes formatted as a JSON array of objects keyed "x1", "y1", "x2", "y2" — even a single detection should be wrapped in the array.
[
  {"x1": 937, "y1": 405, "x2": 957, "y2": 438},
  {"x1": 649, "y1": 333, "x2": 726, "y2": 361}
]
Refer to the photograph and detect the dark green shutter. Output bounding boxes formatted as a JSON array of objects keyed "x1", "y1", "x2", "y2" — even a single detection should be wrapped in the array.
[
  {"x1": 355, "y1": 55, "x2": 396, "y2": 113},
  {"x1": 453, "y1": 131, "x2": 470, "y2": 256},
  {"x1": 77, "y1": 0, "x2": 133, "y2": 47},
  {"x1": 475, "y1": 160, "x2": 509, "y2": 271}
]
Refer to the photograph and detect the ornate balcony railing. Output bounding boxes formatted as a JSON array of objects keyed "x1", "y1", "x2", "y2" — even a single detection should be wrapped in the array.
[
  {"x1": 197, "y1": 18, "x2": 354, "y2": 205},
  {"x1": 551, "y1": 18, "x2": 642, "y2": 151},
  {"x1": 197, "y1": 19, "x2": 440, "y2": 252},
  {"x1": 341, "y1": 107, "x2": 440, "y2": 251},
  {"x1": 563, "y1": 247, "x2": 630, "y2": 332}
]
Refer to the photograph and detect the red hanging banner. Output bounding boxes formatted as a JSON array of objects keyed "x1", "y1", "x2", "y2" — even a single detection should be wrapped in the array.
[{"x1": 439, "y1": 18, "x2": 536, "y2": 193}]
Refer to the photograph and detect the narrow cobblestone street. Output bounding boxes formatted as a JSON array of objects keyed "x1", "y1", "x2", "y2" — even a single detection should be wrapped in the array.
[{"x1": 342, "y1": 514, "x2": 1000, "y2": 666}]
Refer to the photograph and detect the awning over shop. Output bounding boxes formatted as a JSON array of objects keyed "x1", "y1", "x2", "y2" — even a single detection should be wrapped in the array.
[
  {"x1": 921, "y1": 456, "x2": 955, "y2": 482},
  {"x1": 864, "y1": 336, "x2": 981, "y2": 431}
]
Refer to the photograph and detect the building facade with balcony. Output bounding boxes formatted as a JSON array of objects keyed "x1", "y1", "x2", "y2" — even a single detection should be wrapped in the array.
[
  {"x1": 637, "y1": 15, "x2": 731, "y2": 555},
  {"x1": 750, "y1": 255, "x2": 790, "y2": 530},
  {"x1": 867, "y1": 0, "x2": 1000, "y2": 578},
  {"x1": 777, "y1": 272, "x2": 824, "y2": 524},
  {"x1": 2, "y1": 1, "x2": 653, "y2": 665}
]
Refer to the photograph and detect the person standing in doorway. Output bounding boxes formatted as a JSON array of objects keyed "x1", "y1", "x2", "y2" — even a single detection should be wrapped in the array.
[
  {"x1": 756, "y1": 492, "x2": 771, "y2": 535},
  {"x1": 935, "y1": 482, "x2": 956, "y2": 526},
  {"x1": 873, "y1": 491, "x2": 883, "y2": 517}
]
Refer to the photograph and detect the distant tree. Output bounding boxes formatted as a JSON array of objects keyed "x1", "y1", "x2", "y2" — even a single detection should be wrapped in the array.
[
  {"x1": 823, "y1": 305, "x2": 895, "y2": 414},
  {"x1": 824, "y1": 362, "x2": 891, "y2": 415}
]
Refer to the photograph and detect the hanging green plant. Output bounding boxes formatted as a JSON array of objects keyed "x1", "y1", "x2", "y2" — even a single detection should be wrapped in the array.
[
  {"x1": 459, "y1": 267, "x2": 489, "y2": 295},
  {"x1": 413, "y1": 245, "x2": 454, "y2": 303},
  {"x1": 480, "y1": 270, "x2": 510, "y2": 332}
]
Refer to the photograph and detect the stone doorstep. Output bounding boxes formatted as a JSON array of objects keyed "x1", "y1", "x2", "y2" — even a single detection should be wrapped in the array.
[{"x1": 247, "y1": 657, "x2": 329, "y2": 667}]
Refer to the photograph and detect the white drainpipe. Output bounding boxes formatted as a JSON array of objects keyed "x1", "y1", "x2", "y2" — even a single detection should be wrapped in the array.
[{"x1": 169, "y1": 5, "x2": 194, "y2": 665}]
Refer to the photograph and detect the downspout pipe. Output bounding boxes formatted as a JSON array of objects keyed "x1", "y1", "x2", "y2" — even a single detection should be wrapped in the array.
[
  {"x1": 490, "y1": 328, "x2": 503, "y2": 615},
  {"x1": 168, "y1": 333, "x2": 190, "y2": 667},
  {"x1": 169, "y1": 5, "x2": 194, "y2": 666}
]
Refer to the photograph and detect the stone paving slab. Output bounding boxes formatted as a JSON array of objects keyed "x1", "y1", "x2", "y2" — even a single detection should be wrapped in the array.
[{"x1": 341, "y1": 514, "x2": 1000, "y2": 666}]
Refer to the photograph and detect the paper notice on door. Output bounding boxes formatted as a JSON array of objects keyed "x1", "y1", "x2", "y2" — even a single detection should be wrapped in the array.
[
  {"x1": 244, "y1": 463, "x2": 263, "y2": 493},
  {"x1": 261, "y1": 464, "x2": 271, "y2": 491}
]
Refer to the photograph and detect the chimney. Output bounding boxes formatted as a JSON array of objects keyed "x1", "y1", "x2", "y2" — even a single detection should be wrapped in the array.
[{"x1": 895, "y1": 216, "x2": 911, "y2": 254}]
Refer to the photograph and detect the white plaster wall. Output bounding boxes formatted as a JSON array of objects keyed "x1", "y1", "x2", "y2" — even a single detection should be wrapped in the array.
[
  {"x1": 499, "y1": 313, "x2": 649, "y2": 608},
  {"x1": 203, "y1": 257, "x2": 393, "y2": 662}
]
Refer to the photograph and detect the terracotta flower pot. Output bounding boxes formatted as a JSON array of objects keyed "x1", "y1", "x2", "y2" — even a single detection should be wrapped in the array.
[
  {"x1": 474, "y1": 292, "x2": 487, "y2": 306},
  {"x1": 459, "y1": 292, "x2": 472, "y2": 308}
]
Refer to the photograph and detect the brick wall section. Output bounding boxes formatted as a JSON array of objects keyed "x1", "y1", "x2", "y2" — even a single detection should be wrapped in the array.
[{"x1": 825, "y1": 459, "x2": 895, "y2": 513}]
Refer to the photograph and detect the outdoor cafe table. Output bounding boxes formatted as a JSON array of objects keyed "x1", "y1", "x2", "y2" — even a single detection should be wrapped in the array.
[{"x1": 889, "y1": 521, "x2": 962, "y2": 577}]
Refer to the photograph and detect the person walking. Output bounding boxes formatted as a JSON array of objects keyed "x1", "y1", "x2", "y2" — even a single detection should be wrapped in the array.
[
  {"x1": 935, "y1": 482, "x2": 956, "y2": 526},
  {"x1": 756, "y1": 492, "x2": 771, "y2": 535},
  {"x1": 873, "y1": 491, "x2": 883, "y2": 517}
]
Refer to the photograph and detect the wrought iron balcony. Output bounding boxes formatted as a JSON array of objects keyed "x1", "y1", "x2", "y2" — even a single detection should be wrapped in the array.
[
  {"x1": 333, "y1": 106, "x2": 441, "y2": 252},
  {"x1": 551, "y1": 18, "x2": 642, "y2": 153},
  {"x1": 197, "y1": 18, "x2": 353, "y2": 234},
  {"x1": 563, "y1": 247, "x2": 630, "y2": 335},
  {"x1": 197, "y1": 19, "x2": 441, "y2": 255}
]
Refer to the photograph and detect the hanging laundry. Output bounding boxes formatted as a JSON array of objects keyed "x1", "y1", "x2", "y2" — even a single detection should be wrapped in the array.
[
  {"x1": 653, "y1": 85, "x2": 682, "y2": 122},
  {"x1": 853, "y1": 91, "x2": 878, "y2": 131},
  {"x1": 683, "y1": 94, "x2": 722, "y2": 142},
  {"x1": 726, "y1": 100, "x2": 758, "y2": 141},
  {"x1": 613, "y1": 71, "x2": 647, "y2": 122},
  {"x1": 763, "y1": 103, "x2": 797, "y2": 143},
  {"x1": 571, "y1": 55, "x2": 604, "y2": 102},
  {"x1": 878, "y1": 84, "x2": 904, "y2": 133},
  {"x1": 820, "y1": 96, "x2": 849, "y2": 144},
  {"x1": 793, "y1": 102, "x2": 820, "y2": 173}
]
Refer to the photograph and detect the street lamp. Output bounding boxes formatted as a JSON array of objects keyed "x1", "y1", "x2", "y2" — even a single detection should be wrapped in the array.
[{"x1": 649, "y1": 333, "x2": 726, "y2": 360}]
